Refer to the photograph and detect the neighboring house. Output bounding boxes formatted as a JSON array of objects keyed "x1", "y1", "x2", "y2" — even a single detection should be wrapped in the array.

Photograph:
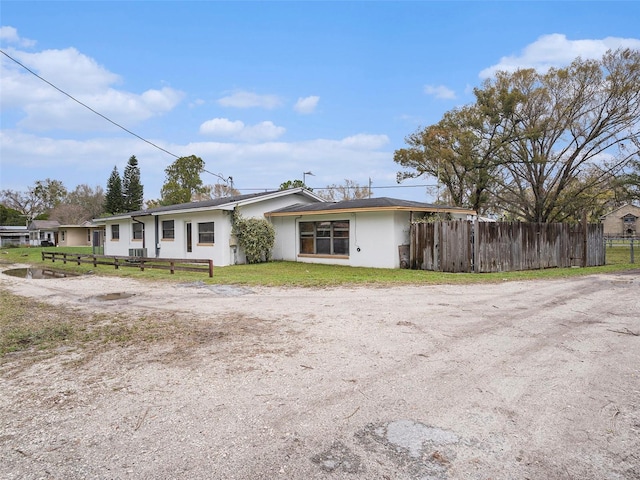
[
  {"x1": 95, "y1": 188, "x2": 325, "y2": 267},
  {"x1": 27, "y1": 220, "x2": 60, "y2": 246},
  {"x1": 0, "y1": 225, "x2": 29, "y2": 247},
  {"x1": 58, "y1": 221, "x2": 106, "y2": 247},
  {"x1": 265, "y1": 197, "x2": 476, "y2": 269},
  {"x1": 601, "y1": 204, "x2": 640, "y2": 237}
]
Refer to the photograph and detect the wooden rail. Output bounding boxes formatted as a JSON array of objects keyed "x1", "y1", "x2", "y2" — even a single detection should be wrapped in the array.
[{"x1": 42, "y1": 251, "x2": 213, "y2": 277}]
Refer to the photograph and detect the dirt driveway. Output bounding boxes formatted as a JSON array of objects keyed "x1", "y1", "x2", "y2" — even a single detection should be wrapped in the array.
[{"x1": 1, "y1": 267, "x2": 639, "y2": 479}]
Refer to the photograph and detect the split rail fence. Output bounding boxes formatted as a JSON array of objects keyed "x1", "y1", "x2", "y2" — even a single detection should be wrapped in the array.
[
  {"x1": 410, "y1": 220, "x2": 605, "y2": 273},
  {"x1": 42, "y1": 251, "x2": 214, "y2": 277}
]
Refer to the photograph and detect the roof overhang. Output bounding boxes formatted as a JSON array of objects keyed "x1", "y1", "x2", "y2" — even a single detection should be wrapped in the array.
[{"x1": 266, "y1": 206, "x2": 476, "y2": 217}]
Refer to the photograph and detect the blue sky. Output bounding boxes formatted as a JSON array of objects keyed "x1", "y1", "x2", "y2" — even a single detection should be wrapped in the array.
[{"x1": 2, "y1": 1, "x2": 640, "y2": 203}]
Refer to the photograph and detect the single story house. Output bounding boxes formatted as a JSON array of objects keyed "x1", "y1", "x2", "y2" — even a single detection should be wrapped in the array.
[
  {"x1": 58, "y1": 221, "x2": 106, "y2": 248},
  {"x1": 601, "y1": 204, "x2": 640, "y2": 237},
  {"x1": 266, "y1": 197, "x2": 475, "y2": 269},
  {"x1": 27, "y1": 220, "x2": 60, "y2": 246},
  {"x1": 95, "y1": 189, "x2": 476, "y2": 269},
  {"x1": 0, "y1": 225, "x2": 29, "y2": 247},
  {"x1": 95, "y1": 188, "x2": 325, "y2": 266}
]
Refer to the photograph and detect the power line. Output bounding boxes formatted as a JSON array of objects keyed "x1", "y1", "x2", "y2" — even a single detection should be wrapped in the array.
[
  {"x1": 1, "y1": 48, "x2": 179, "y2": 158},
  {"x1": 2, "y1": 48, "x2": 237, "y2": 187},
  {"x1": 238, "y1": 184, "x2": 437, "y2": 192}
]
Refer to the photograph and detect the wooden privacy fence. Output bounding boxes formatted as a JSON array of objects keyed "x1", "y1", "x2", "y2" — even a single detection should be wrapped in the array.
[
  {"x1": 42, "y1": 251, "x2": 214, "y2": 277},
  {"x1": 410, "y1": 220, "x2": 605, "y2": 273}
]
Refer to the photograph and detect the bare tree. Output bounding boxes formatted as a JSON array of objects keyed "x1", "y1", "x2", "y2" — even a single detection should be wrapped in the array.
[{"x1": 316, "y1": 180, "x2": 371, "y2": 201}]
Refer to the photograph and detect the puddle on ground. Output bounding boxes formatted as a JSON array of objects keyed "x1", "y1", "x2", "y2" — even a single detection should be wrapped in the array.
[
  {"x1": 93, "y1": 292, "x2": 136, "y2": 301},
  {"x1": 2, "y1": 268, "x2": 78, "y2": 279}
]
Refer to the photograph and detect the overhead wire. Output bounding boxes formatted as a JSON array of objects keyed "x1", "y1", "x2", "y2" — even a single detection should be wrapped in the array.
[
  {"x1": 1, "y1": 48, "x2": 180, "y2": 159},
  {"x1": 2, "y1": 48, "x2": 431, "y2": 194}
]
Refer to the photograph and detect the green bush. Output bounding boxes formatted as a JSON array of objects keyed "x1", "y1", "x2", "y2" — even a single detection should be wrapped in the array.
[{"x1": 232, "y1": 214, "x2": 275, "y2": 264}]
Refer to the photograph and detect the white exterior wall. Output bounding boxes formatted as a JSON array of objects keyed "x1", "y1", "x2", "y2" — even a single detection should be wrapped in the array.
[
  {"x1": 273, "y1": 211, "x2": 412, "y2": 269},
  {"x1": 101, "y1": 191, "x2": 320, "y2": 266},
  {"x1": 156, "y1": 210, "x2": 231, "y2": 265},
  {"x1": 104, "y1": 212, "x2": 231, "y2": 265},
  {"x1": 348, "y1": 211, "x2": 410, "y2": 269}
]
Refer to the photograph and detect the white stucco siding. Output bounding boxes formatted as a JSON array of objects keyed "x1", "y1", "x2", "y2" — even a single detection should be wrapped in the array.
[
  {"x1": 273, "y1": 210, "x2": 412, "y2": 269},
  {"x1": 269, "y1": 216, "x2": 296, "y2": 261},
  {"x1": 101, "y1": 190, "x2": 323, "y2": 266},
  {"x1": 156, "y1": 211, "x2": 231, "y2": 265},
  {"x1": 103, "y1": 219, "x2": 135, "y2": 257},
  {"x1": 349, "y1": 211, "x2": 410, "y2": 269},
  {"x1": 240, "y1": 193, "x2": 319, "y2": 218}
]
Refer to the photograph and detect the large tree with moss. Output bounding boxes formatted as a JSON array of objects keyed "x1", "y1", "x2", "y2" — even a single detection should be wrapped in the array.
[{"x1": 395, "y1": 49, "x2": 640, "y2": 221}]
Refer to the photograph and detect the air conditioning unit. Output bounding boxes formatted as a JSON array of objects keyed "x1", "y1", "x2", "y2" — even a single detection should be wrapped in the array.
[{"x1": 128, "y1": 248, "x2": 147, "y2": 258}]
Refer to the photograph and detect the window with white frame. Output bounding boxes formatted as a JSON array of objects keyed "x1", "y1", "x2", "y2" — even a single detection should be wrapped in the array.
[{"x1": 111, "y1": 224, "x2": 120, "y2": 240}]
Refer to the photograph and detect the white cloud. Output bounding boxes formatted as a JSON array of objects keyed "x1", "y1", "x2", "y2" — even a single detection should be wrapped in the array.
[
  {"x1": 241, "y1": 121, "x2": 286, "y2": 141},
  {"x1": 199, "y1": 118, "x2": 245, "y2": 136},
  {"x1": 480, "y1": 34, "x2": 640, "y2": 79},
  {"x1": 217, "y1": 90, "x2": 282, "y2": 109},
  {"x1": 424, "y1": 85, "x2": 456, "y2": 100},
  {"x1": 0, "y1": 26, "x2": 36, "y2": 47},
  {"x1": 199, "y1": 118, "x2": 285, "y2": 142},
  {"x1": 294, "y1": 95, "x2": 320, "y2": 114},
  {"x1": 339, "y1": 134, "x2": 389, "y2": 150},
  {"x1": 0, "y1": 45, "x2": 184, "y2": 130}
]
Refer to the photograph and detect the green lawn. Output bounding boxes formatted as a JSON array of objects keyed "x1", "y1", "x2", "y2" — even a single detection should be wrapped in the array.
[
  {"x1": 1, "y1": 245, "x2": 636, "y2": 287},
  {"x1": 0, "y1": 244, "x2": 637, "y2": 357}
]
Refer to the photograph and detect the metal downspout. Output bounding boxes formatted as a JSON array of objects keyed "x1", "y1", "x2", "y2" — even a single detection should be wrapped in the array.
[{"x1": 131, "y1": 216, "x2": 146, "y2": 250}]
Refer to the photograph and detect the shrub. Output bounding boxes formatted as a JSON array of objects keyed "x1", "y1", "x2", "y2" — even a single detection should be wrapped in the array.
[{"x1": 232, "y1": 213, "x2": 275, "y2": 264}]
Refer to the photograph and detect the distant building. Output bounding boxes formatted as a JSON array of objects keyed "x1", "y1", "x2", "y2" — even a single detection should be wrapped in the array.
[
  {"x1": 27, "y1": 220, "x2": 60, "y2": 246},
  {"x1": 0, "y1": 225, "x2": 29, "y2": 247},
  {"x1": 601, "y1": 204, "x2": 640, "y2": 237},
  {"x1": 58, "y1": 221, "x2": 105, "y2": 248}
]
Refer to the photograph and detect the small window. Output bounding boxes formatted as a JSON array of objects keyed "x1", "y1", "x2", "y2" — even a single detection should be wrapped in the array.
[
  {"x1": 111, "y1": 224, "x2": 120, "y2": 240},
  {"x1": 198, "y1": 222, "x2": 214, "y2": 244},
  {"x1": 132, "y1": 222, "x2": 143, "y2": 240},
  {"x1": 87, "y1": 230, "x2": 91, "y2": 242},
  {"x1": 61, "y1": 231, "x2": 66, "y2": 241},
  {"x1": 162, "y1": 220, "x2": 175, "y2": 240}
]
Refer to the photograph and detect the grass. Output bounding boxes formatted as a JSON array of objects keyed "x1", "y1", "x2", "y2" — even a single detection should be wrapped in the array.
[
  {"x1": 0, "y1": 244, "x2": 636, "y2": 359},
  {"x1": 0, "y1": 288, "x2": 210, "y2": 359},
  {"x1": 1, "y1": 245, "x2": 637, "y2": 287}
]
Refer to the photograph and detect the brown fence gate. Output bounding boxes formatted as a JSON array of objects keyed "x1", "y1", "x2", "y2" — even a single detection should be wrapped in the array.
[{"x1": 410, "y1": 220, "x2": 605, "y2": 273}]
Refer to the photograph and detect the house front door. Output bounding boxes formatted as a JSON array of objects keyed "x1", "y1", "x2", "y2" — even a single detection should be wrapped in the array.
[{"x1": 186, "y1": 222, "x2": 192, "y2": 253}]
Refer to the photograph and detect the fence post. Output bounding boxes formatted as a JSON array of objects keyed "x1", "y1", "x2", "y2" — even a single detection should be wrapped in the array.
[
  {"x1": 582, "y1": 211, "x2": 588, "y2": 267},
  {"x1": 473, "y1": 218, "x2": 479, "y2": 273},
  {"x1": 170, "y1": 261, "x2": 175, "y2": 274},
  {"x1": 631, "y1": 238, "x2": 635, "y2": 264},
  {"x1": 208, "y1": 259, "x2": 214, "y2": 278}
]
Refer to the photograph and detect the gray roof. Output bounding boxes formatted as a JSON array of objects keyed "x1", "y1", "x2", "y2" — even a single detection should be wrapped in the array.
[
  {"x1": 98, "y1": 190, "x2": 299, "y2": 220},
  {"x1": 27, "y1": 220, "x2": 60, "y2": 230},
  {"x1": 266, "y1": 197, "x2": 475, "y2": 215}
]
